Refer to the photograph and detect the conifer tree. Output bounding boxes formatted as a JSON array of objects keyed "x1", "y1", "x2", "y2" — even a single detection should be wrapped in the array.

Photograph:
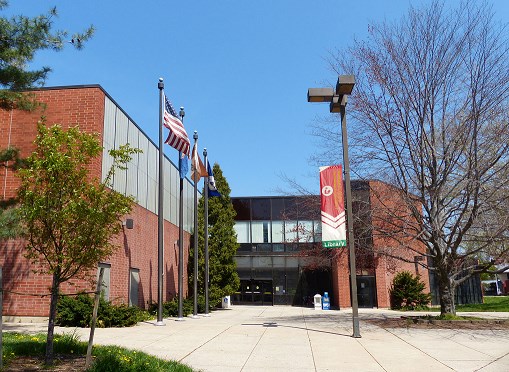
[
  {"x1": 190, "y1": 163, "x2": 240, "y2": 308},
  {"x1": 0, "y1": 0, "x2": 94, "y2": 110},
  {"x1": 0, "y1": 1, "x2": 93, "y2": 239}
]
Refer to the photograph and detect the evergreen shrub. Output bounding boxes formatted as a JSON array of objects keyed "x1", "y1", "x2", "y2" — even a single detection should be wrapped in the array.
[
  {"x1": 56, "y1": 292, "x2": 151, "y2": 327},
  {"x1": 389, "y1": 271, "x2": 432, "y2": 310}
]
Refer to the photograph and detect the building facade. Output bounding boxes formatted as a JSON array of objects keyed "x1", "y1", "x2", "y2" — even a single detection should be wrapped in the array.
[
  {"x1": 0, "y1": 85, "x2": 194, "y2": 317},
  {"x1": 231, "y1": 180, "x2": 431, "y2": 309}
]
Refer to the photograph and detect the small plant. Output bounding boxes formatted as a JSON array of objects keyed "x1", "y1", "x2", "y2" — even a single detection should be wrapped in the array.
[
  {"x1": 390, "y1": 271, "x2": 432, "y2": 310},
  {"x1": 56, "y1": 293, "x2": 94, "y2": 327},
  {"x1": 148, "y1": 295, "x2": 214, "y2": 318},
  {"x1": 56, "y1": 292, "x2": 151, "y2": 327}
]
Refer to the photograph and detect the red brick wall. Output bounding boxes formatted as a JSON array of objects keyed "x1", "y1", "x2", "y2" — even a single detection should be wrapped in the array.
[
  {"x1": 369, "y1": 180, "x2": 430, "y2": 308},
  {"x1": 330, "y1": 180, "x2": 430, "y2": 309},
  {"x1": 106, "y1": 203, "x2": 190, "y2": 308},
  {"x1": 0, "y1": 87, "x2": 105, "y2": 199},
  {"x1": 0, "y1": 87, "x2": 190, "y2": 317},
  {"x1": 331, "y1": 250, "x2": 351, "y2": 308}
]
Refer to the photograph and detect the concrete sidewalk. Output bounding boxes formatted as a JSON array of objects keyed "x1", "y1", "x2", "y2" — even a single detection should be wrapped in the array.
[{"x1": 3, "y1": 306, "x2": 509, "y2": 372}]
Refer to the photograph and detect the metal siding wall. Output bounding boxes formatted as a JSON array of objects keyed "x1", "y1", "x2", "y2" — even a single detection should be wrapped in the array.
[
  {"x1": 113, "y1": 110, "x2": 129, "y2": 194},
  {"x1": 146, "y1": 145, "x2": 157, "y2": 214},
  {"x1": 101, "y1": 96, "x2": 195, "y2": 233},
  {"x1": 170, "y1": 166, "x2": 178, "y2": 224},
  {"x1": 137, "y1": 135, "x2": 149, "y2": 210},
  {"x1": 102, "y1": 97, "x2": 116, "y2": 182},
  {"x1": 186, "y1": 181, "x2": 193, "y2": 232},
  {"x1": 126, "y1": 121, "x2": 139, "y2": 199},
  {"x1": 163, "y1": 161, "x2": 172, "y2": 222}
]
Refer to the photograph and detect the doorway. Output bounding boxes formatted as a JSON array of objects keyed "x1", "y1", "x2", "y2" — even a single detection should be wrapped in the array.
[
  {"x1": 356, "y1": 276, "x2": 376, "y2": 308},
  {"x1": 237, "y1": 279, "x2": 273, "y2": 305}
]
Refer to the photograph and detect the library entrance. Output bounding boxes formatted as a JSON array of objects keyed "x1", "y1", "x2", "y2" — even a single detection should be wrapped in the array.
[{"x1": 234, "y1": 279, "x2": 273, "y2": 305}]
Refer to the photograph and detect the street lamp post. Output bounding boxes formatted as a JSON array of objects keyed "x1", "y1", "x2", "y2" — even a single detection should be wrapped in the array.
[{"x1": 308, "y1": 75, "x2": 361, "y2": 338}]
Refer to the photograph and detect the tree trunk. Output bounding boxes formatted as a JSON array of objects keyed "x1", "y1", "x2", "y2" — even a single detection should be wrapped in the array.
[
  {"x1": 437, "y1": 268, "x2": 456, "y2": 316},
  {"x1": 45, "y1": 273, "x2": 60, "y2": 366}
]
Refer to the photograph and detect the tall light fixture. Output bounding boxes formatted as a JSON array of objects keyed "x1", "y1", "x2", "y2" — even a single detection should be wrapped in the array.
[{"x1": 307, "y1": 75, "x2": 361, "y2": 338}]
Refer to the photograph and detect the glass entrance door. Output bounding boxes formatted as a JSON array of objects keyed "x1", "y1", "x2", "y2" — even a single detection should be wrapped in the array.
[{"x1": 238, "y1": 279, "x2": 273, "y2": 305}]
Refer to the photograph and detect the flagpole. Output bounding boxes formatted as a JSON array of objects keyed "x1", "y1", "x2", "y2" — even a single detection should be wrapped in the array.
[
  {"x1": 192, "y1": 131, "x2": 199, "y2": 319},
  {"x1": 177, "y1": 107, "x2": 185, "y2": 321},
  {"x1": 203, "y1": 148, "x2": 210, "y2": 317},
  {"x1": 156, "y1": 78, "x2": 165, "y2": 326}
]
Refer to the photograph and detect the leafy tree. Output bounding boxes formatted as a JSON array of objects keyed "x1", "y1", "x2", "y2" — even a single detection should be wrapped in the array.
[
  {"x1": 17, "y1": 123, "x2": 138, "y2": 365},
  {"x1": 318, "y1": 1, "x2": 509, "y2": 315},
  {"x1": 390, "y1": 271, "x2": 432, "y2": 310},
  {"x1": 190, "y1": 163, "x2": 240, "y2": 307},
  {"x1": 0, "y1": 147, "x2": 24, "y2": 238},
  {"x1": 0, "y1": 0, "x2": 94, "y2": 110}
]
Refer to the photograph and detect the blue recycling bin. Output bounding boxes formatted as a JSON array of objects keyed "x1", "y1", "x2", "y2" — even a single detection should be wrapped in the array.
[{"x1": 322, "y1": 292, "x2": 330, "y2": 310}]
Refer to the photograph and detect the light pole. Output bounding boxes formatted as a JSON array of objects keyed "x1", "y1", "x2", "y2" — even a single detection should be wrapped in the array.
[
  {"x1": 177, "y1": 107, "x2": 185, "y2": 321},
  {"x1": 308, "y1": 75, "x2": 361, "y2": 338}
]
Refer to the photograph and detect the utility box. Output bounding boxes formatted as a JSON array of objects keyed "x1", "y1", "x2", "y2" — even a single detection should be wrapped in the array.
[
  {"x1": 322, "y1": 292, "x2": 330, "y2": 310},
  {"x1": 313, "y1": 294, "x2": 322, "y2": 310},
  {"x1": 222, "y1": 295, "x2": 231, "y2": 309}
]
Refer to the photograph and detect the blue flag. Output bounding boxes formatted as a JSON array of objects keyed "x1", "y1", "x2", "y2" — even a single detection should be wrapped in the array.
[
  {"x1": 179, "y1": 153, "x2": 188, "y2": 179},
  {"x1": 207, "y1": 161, "x2": 221, "y2": 197}
]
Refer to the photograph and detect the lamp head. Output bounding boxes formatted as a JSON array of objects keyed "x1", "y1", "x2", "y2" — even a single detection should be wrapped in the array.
[
  {"x1": 336, "y1": 75, "x2": 355, "y2": 95},
  {"x1": 307, "y1": 88, "x2": 334, "y2": 102}
]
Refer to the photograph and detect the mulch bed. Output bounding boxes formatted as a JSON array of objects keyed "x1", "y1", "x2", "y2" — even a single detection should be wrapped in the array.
[
  {"x1": 3, "y1": 355, "x2": 89, "y2": 371},
  {"x1": 367, "y1": 316, "x2": 509, "y2": 330}
]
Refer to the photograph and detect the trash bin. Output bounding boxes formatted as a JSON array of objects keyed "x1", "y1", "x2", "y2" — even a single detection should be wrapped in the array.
[
  {"x1": 322, "y1": 292, "x2": 330, "y2": 310},
  {"x1": 222, "y1": 295, "x2": 231, "y2": 309},
  {"x1": 313, "y1": 294, "x2": 322, "y2": 310}
]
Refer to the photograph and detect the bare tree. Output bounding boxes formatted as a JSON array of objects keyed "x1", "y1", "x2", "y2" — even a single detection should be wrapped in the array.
[{"x1": 316, "y1": 1, "x2": 509, "y2": 315}]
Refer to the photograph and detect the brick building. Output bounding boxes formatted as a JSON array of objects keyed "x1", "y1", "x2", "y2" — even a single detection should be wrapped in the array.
[
  {"x1": 0, "y1": 85, "x2": 195, "y2": 318},
  {"x1": 231, "y1": 181, "x2": 431, "y2": 309}
]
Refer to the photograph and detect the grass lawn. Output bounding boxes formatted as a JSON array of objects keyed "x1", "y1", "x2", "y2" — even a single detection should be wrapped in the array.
[
  {"x1": 428, "y1": 296, "x2": 509, "y2": 312},
  {"x1": 1, "y1": 332, "x2": 195, "y2": 371},
  {"x1": 456, "y1": 296, "x2": 509, "y2": 312}
]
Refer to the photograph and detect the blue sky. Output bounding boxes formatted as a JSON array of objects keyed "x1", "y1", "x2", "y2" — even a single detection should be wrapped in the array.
[{"x1": 6, "y1": 1, "x2": 509, "y2": 196}]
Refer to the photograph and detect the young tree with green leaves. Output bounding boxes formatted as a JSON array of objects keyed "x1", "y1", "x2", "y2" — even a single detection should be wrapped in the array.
[
  {"x1": 190, "y1": 163, "x2": 240, "y2": 308},
  {"x1": 0, "y1": 147, "x2": 24, "y2": 239},
  {"x1": 17, "y1": 123, "x2": 138, "y2": 366}
]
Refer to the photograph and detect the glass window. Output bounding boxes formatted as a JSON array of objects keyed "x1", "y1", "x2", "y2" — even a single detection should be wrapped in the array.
[
  {"x1": 271, "y1": 198, "x2": 285, "y2": 220},
  {"x1": 314, "y1": 220, "x2": 322, "y2": 242},
  {"x1": 237, "y1": 243, "x2": 252, "y2": 252},
  {"x1": 251, "y1": 198, "x2": 271, "y2": 220},
  {"x1": 273, "y1": 244, "x2": 285, "y2": 253},
  {"x1": 234, "y1": 221, "x2": 251, "y2": 243},
  {"x1": 232, "y1": 199, "x2": 251, "y2": 220},
  {"x1": 272, "y1": 221, "x2": 284, "y2": 243},
  {"x1": 257, "y1": 243, "x2": 272, "y2": 252},
  {"x1": 299, "y1": 221, "x2": 314, "y2": 242},
  {"x1": 284, "y1": 198, "x2": 298, "y2": 219},
  {"x1": 252, "y1": 221, "x2": 271, "y2": 243},
  {"x1": 285, "y1": 220, "x2": 298, "y2": 243},
  {"x1": 286, "y1": 244, "x2": 299, "y2": 252}
]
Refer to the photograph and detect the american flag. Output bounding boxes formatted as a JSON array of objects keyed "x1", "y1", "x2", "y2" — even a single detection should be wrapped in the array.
[{"x1": 163, "y1": 96, "x2": 190, "y2": 157}]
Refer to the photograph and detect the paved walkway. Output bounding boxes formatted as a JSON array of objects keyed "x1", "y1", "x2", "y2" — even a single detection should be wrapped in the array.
[{"x1": 3, "y1": 306, "x2": 509, "y2": 372}]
